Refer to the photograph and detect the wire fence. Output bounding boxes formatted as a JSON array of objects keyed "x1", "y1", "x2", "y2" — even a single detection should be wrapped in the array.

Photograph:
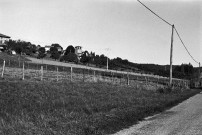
[{"x1": 0, "y1": 58, "x2": 190, "y2": 90}]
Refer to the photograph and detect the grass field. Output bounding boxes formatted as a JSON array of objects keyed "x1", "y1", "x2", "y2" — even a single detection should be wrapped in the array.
[
  {"x1": 0, "y1": 52, "x2": 30, "y2": 62},
  {"x1": 0, "y1": 80, "x2": 200, "y2": 135}
]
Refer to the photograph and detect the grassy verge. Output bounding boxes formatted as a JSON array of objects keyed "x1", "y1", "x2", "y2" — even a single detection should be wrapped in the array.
[{"x1": 0, "y1": 80, "x2": 201, "y2": 135}]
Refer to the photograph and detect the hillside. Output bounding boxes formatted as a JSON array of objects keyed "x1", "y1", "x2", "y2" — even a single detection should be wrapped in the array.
[
  {"x1": 109, "y1": 58, "x2": 195, "y2": 80},
  {"x1": 0, "y1": 52, "x2": 30, "y2": 62},
  {"x1": 0, "y1": 80, "x2": 200, "y2": 135}
]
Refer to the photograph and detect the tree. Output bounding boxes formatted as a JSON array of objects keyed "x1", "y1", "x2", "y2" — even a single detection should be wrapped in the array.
[
  {"x1": 94, "y1": 55, "x2": 101, "y2": 66},
  {"x1": 51, "y1": 44, "x2": 63, "y2": 53},
  {"x1": 51, "y1": 51, "x2": 60, "y2": 60},
  {"x1": 99, "y1": 54, "x2": 107, "y2": 66},
  {"x1": 30, "y1": 44, "x2": 37, "y2": 54},
  {"x1": 63, "y1": 53, "x2": 78, "y2": 63},
  {"x1": 37, "y1": 47, "x2": 46, "y2": 59},
  {"x1": 51, "y1": 43, "x2": 62, "y2": 49},
  {"x1": 50, "y1": 46, "x2": 58, "y2": 54},
  {"x1": 5, "y1": 39, "x2": 35, "y2": 55},
  {"x1": 80, "y1": 51, "x2": 90, "y2": 64},
  {"x1": 64, "y1": 45, "x2": 75, "y2": 55},
  {"x1": 50, "y1": 43, "x2": 62, "y2": 60}
]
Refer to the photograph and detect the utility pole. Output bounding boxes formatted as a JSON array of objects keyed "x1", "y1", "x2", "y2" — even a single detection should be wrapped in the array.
[
  {"x1": 199, "y1": 62, "x2": 201, "y2": 79},
  {"x1": 105, "y1": 48, "x2": 110, "y2": 71},
  {"x1": 169, "y1": 24, "x2": 174, "y2": 87},
  {"x1": 107, "y1": 57, "x2": 108, "y2": 70}
]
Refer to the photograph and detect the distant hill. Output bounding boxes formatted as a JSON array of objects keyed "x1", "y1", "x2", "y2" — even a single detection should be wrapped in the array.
[{"x1": 109, "y1": 58, "x2": 196, "y2": 80}]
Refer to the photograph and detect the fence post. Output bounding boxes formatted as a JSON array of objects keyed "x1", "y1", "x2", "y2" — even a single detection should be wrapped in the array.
[
  {"x1": 156, "y1": 76, "x2": 159, "y2": 88},
  {"x1": 9, "y1": 60, "x2": 10, "y2": 67},
  {"x1": 127, "y1": 73, "x2": 129, "y2": 85},
  {"x1": 93, "y1": 70, "x2": 96, "y2": 82},
  {"x1": 70, "y1": 66, "x2": 73, "y2": 82},
  {"x1": 120, "y1": 74, "x2": 121, "y2": 85},
  {"x1": 136, "y1": 76, "x2": 138, "y2": 89},
  {"x1": 57, "y1": 67, "x2": 59, "y2": 81},
  {"x1": 41, "y1": 65, "x2": 43, "y2": 81},
  {"x1": 1, "y1": 60, "x2": 5, "y2": 78},
  {"x1": 111, "y1": 72, "x2": 113, "y2": 83},
  {"x1": 22, "y1": 62, "x2": 25, "y2": 80},
  {"x1": 145, "y1": 76, "x2": 148, "y2": 86}
]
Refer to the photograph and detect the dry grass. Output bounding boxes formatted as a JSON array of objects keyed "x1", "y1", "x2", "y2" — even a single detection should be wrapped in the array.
[
  {"x1": 0, "y1": 80, "x2": 200, "y2": 135},
  {"x1": 1, "y1": 66, "x2": 164, "y2": 91}
]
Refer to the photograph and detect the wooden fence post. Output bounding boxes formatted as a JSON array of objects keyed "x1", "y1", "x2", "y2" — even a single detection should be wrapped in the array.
[
  {"x1": 57, "y1": 67, "x2": 59, "y2": 81},
  {"x1": 93, "y1": 70, "x2": 96, "y2": 82},
  {"x1": 111, "y1": 72, "x2": 113, "y2": 83},
  {"x1": 1, "y1": 60, "x2": 5, "y2": 78},
  {"x1": 41, "y1": 66, "x2": 43, "y2": 81},
  {"x1": 145, "y1": 76, "x2": 148, "y2": 86},
  {"x1": 156, "y1": 76, "x2": 159, "y2": 88},
  {"x1": 22, "y1": 62, "x2": 25, "y2": 80},
  {"x1": 120, "y1": 74, "x2": 121, "y2": 85},
  {"x1": 127, "y1": 73, "x2": 129, "y2": 85},
  {"x1": 70, "y1": 66, "x2": 73, "y2": 82}
]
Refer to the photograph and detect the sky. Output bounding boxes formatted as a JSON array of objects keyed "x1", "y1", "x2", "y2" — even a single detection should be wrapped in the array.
[{"x1": 0, "y1": 0, "x2": 201, "y2": 67}]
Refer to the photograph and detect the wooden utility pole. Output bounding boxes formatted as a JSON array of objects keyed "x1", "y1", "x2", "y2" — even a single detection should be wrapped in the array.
[
  {"x1": 107, "y1": 57, "x2": 108, "y2": 70},
  {"x1": 199, "y1": 62, "x2": 201, "y2": 79},
  {"x1": 169, "y1": 24, "x2": 174, "y2": 87}
]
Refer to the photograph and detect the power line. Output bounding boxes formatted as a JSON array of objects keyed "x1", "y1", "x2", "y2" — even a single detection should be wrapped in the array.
[
  {"x1": 137, "y1": 0, "x2": 199, "y2": 65},
  {"x1": 174, "y1": 27, "x2": 199, "y2": 64},
  {"x1": 137, "y1": 0, "x2": 172, "y2": 26}
]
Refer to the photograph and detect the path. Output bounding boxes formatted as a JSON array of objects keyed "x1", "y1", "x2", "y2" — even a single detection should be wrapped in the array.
[{"x1": 113, "y1": 91, "x2": 202, "y2": 135}]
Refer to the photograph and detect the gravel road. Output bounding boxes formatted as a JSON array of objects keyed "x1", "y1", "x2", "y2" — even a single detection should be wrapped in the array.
[{"x1": 113, "y1": 91, "x2": 202, "y2": 135}]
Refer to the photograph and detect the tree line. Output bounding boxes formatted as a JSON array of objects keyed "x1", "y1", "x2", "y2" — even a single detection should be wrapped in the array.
[{"x1": 3, "y1": 39, "x2": 195, "y2": 80}]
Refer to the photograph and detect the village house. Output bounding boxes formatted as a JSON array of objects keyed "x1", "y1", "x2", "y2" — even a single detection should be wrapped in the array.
[
  {"x1": 75, "y1": 46, "x2": 83, "y2": 59},
  {"x1": 0, "y1": 33, "x2": 10, "y2": 52},
  {"x1": 45, "y1": 45, "x2": 51, "y2": 53}
]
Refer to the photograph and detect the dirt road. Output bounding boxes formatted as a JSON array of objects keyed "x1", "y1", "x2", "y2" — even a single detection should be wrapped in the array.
[{"x1": 113, "y1": 91, "x2": 202, "y2": 135}]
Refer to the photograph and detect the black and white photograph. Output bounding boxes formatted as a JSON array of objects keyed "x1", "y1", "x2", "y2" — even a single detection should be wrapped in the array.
[{"x1": 0, "y1": 0, "x2": 201, "y2": 134}]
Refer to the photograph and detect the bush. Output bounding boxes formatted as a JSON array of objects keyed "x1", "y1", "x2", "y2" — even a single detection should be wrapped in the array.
[
  {"x1": 51, "y1": 52, "x2": 60, "y2": 60},
  {"x1": 37, "y1": 53, "x2": 46, "y2": 59},
  {"x1": 63, "y1": 53, "x2": 78, "y2": 63}
]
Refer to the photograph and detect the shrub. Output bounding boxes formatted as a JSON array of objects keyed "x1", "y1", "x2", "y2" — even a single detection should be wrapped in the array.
[
  {"x1": 37, "y1": 53, "x2": 46, "y2": 59},
  {"x1": 63, "y1": 53, "x2": 78, "y2": 63},
  {"x1": 51, "y1": 52, "x2": 60, "y2": 60}
]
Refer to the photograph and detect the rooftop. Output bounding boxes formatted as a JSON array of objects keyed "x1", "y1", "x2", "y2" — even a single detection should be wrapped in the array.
[{"x1": 0, "y1": 33, "x2": 10, "y2": 38}]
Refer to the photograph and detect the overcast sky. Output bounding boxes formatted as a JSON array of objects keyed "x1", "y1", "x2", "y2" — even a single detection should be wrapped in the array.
[{"x1": 0, "y1": 0, "x2": 201, "y2": 67}]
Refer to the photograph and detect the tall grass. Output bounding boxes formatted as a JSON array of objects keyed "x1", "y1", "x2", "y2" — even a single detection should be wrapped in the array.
[{"x1": 0, "y1": 80, "x2": 200, "y2": 135}]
